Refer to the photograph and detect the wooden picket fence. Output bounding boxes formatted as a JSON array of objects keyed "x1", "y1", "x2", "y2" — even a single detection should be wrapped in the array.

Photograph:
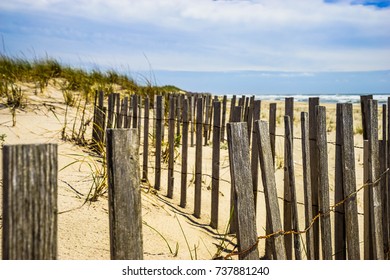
[{"x1": 2, "y1": 91, "x2": 389, "y2": 260}]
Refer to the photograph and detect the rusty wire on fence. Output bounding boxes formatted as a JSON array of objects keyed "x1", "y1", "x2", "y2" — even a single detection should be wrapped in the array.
[{"x1": 221, "y1": 168, "x2": 389, "y2": 260}]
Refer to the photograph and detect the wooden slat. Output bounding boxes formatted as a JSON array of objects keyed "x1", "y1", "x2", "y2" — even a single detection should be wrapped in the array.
[
  {"x1": 154, "y1": 96, "x2": 163, "y2": 191},
  {"x1": 339, "y1": 103, "x2": 361, "y2": 260},
  {"x1": 221, "y1": 95, "x2": 227, "y2": 142},
  {"x1": 283, "y1": 97, "x2": 294, "y2": 259},
  {"x1": 227, "y1": 123, "x2": 259, "y2": 260},
  {"x1": 167, "y1": 95, "x2": 175, "y2": 198},
  {"x1": 380, "y1": 104, "x2": 388, "y2": 258},
  {"x1": 284, "y1": 115, "x2": 301, "y2": 260},
  {"x1": 316, "y1": 105, "x2": 332, "y2": 260},
  {"x1": 180, "y1": 99, "x2": 189, "y2": 208},
  {"x1": 211, "y1": 101, "x2": 221, "y2": 229},
  {"x1": 106, "y1": 128, "x2": 143, "y2": 260},
  {"x1": 194, "y1": 98, "x2": 203, "y2": 218},
  {"x1": 2, "y1": 144, "x2": 58, "y2": 260},
  {"x1": 300, "y1": 112, "x2": 315, "y2": 260},
  {"x1": 251, "y1": 100, "x2": 261, "y2": 211},
  {"x1": 308, "y1": 97, "x2": 320, "y2": 259},
  {"x1": 142, "y1": 97, "x2": 149, "y2": 181},
  {"x1": 334, "y1": 103, "x2": 346, "y2": 259},
  {"x1": 255, "y1": 120, "x2": 286, "y2": 260},
  {"x1": 269, "y1": 103, "x2": 277, "y2": 164},
  {"x1": 367, "y1": 100, "x2": 384, "y2": 260}
]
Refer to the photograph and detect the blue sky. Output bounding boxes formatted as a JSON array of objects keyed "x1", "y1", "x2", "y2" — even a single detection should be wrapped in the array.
[{"x1": 0, "y1": 0, "x2": 389, "y2": 94}]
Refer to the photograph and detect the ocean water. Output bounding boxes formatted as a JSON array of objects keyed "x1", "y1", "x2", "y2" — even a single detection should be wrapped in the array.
[{"x1": 252, "y1": 93, "x2": 389, "y2": 104}]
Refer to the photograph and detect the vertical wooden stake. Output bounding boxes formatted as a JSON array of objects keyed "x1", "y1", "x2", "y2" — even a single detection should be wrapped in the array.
[
  {"x1": 251, "y1": 100, "x2": 261, "y2": 212},
  {"x1": 142, "y1": 97, "x2": 149, "y2": 181},
  {"x1": 340, "y1": 103, "x2": 360, "y2": 260},
  {"x1": 367, "y1": 100, "x2": 384, "y2": 260},
  {"x1": 284, "y1": 116, "x2": 301, "y2": 260},
  {"x1": 211, "y1": 101, "x2": 221, "y2": 229},
  {"x1": 309, "y1": 97, "x2": 320, "y2": 259},
  {"x1": 167, "y1": 96, "x2": 175, "y2": 198},
  {"x1": 283, "y1": 97, "x2": 294, "y2": 259},
  {"x1": 2, "y1": 144, "x2": 58, "y2": 260},
  {"x1": 269, "y1": 103, "x2": 277, "y2": 164},
  {"x1": 301, "y1": 112, "x2": 315, "y2": 260},
  {"x1": 227, "y1": 123, "x2": 259, "y2": 260},
  {"x1": 106, "y1": 128, "x2": 143, "y2": 260},
  {"x1": 255, "y1": 120, "x2": 287, "y2": 260},
  {"x1": 154, "y1": 96, "x2": 163, "y2": 191},
  {"x1": 334, "y1": 103, "x2": 346, "y2": 260},
  {"x1": 180, "y1": 99, "x2": 189, "y2": 208},
  {"x1": 194, "y1": 99, "x2": 203, "y2": 218},
  {"x1": 221, "y1": 95, "x2": 227, "y2": 142},
  {"x1": 316, "y1": 106, "x2": 332, "y2": 260}
]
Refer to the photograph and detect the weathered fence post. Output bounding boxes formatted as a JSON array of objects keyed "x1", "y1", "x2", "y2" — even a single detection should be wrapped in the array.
[
  {"x1": 269, "y1": 103, "x2": 277, "y2": 164},
  {"x1": 194, "y1": 99, "x2": 203, "y2": 218},
  {"x1": 132, "y1": 94, "x2": 138, "y2": 129},
  {"x1": 388, "y1": 97, "x2": 390, "y2": 260},
  {"x1": 2, "y1": 144, "x2": 58, "y2": 260},
  {"x1": 380, "y1": 104, "x2": 388, "y2": 258},
  {"x1": 316, "y1": 106, "x2": 332, "y2": 260},
  {"x1": 180, "y1": 98, "x2": 189, "y2": 208},
  {"x1": 251, "y1": 100, "x2": 261, "y2": 211},
  {"x1": 221, "y1": 95, "x2": 227, "y2": 142},
  {"x1": 284, "y1": 97, "x2": 294, "y2": 260},
  {"x1": 115, "y1": 94, "x2": 121, "y2": 128},
  {"x1": 211, "y1": 101, "x2": 221, "y2": 229},
  {"x1": 308, "y1": 97, "x2": 320, "y2": 259},
  {"x1": 204, "y1": 95, "x2": 211, "y2": 146},
  {"x1": 367, "y1": 100, "x2": 384, "y2": 260},
  {"x1": 229, "y1": 95, "x2": 237, "y2": 122},
  {"x1": 229, "y1": 105, "x2": 242, "y2": 233},
  {"x1": 142, "y1": 97, "x2": 149, "y2": 181},
  {"x1": 284, "y1": 115, "x2": 301, "y2": 260},
  {"x1": 92, "y1": 90, "x2": 106, "y2": 152},
  {"x1": 123, "y1": 96, "x2": 129, "y2": 128},
  {"x1": 167, "y1": 95, "x2": 175, "y2": 198},
  {"x1": 339, "y1": 103, "x2": 360, "y2": 260},
  {"x1": 334, "y1": 103, "x2": 346, "y2": 260},
  {"x1": 107, "y1": 93, "x2": 115, "y2": 129},
  {"x1": 227, "y1": 122, "x2": 259, "y2": 260},
  {"x1": 106, "y1": 128, "x2": 143, "y2": 260},
  {"x1": 255, "y1": 120, "x2": 287, "y2": 260},
  {"x1": 154, "y1": 95, "x2": 163, "y2": 191},
  {"x1": 190, "y1": 95, "x2": 195, "y2": 147},
  {"x1": 301, "y1": 112, "x2": 315, "y2": 260}
]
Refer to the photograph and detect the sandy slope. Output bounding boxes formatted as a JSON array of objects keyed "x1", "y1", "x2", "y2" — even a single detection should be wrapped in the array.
[{"x1": 0, "y1": 82, "x2": 370, "y2": 259}]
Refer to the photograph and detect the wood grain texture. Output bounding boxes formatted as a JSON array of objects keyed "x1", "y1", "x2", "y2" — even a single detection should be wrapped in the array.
[
  {"x1": 300, "y1": 112, "x2": 315, "y2": 260},
  {"x1": 255, "y1": 120, "x2": 287, "y2": 260},
  {"x1": 211, "y1": 101, "x2": 221, "y2": 229},
  {"x1": 283, "y1": 97, "x2": 294, "y2": 259},
  {"x1": 339, "y1": 103, "x2": 360, "y2": 260},
  {"x1": 308, "y1": 97, "x2": 320, "y2": 259},
  {"x1": 334, "y1": 103, "x2": 346, "y2": 260},
  {"x1": 194, "y1": 98, "x2": 203, "y2": 218},
  {"x1": 154, "y1": 96, "x2": 163, "y2": 191},
  {"x1": 106, "y1": 128, "x2": 143, "y2": 260},
  {"x1": 227, "y1": 122, "x2": 259, "y2": 260},
  {"x1": 316, "y1": 106, "x2": 332, "y2": 260},
  {"x1": 167, "y1": 96, "x2": 175, "y2": 198},
  {"x1": 2, "y1": 144, "x2": 58, "y2": 260},
  {"x1": 367, "y1": 100, "x2": 384, "y2": 260},
  {"x1": 142, "y1": 97, "x2": 149, "y2": 181},
  {"x1": 180, "y1": 99, "x2": 189, "y2": 208},
  {"x1": 284, "y1": 116, "x2": 301, "y2": 260}
]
